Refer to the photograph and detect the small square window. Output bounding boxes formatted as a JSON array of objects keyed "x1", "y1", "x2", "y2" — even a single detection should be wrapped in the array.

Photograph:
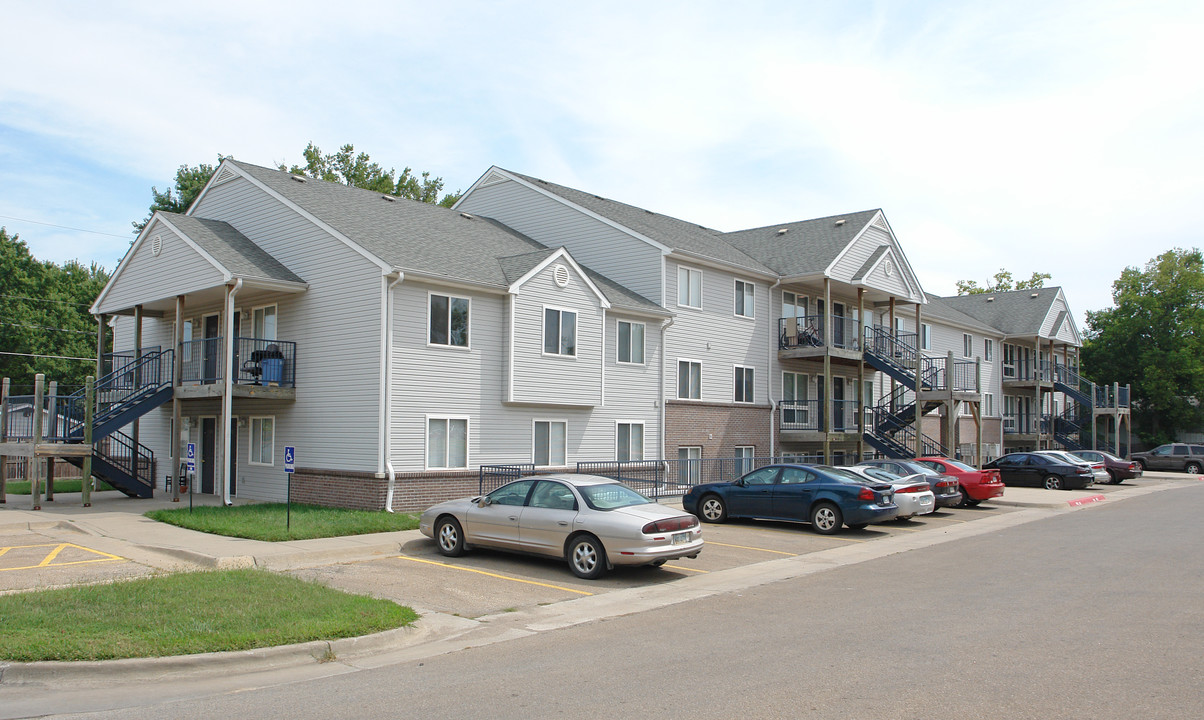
[
  {"x1": 427, "y1": 417, "x2": 468, "y2": 468},
  {"x1": 618, "y1": 320, "x2": 645, "y2": 364},
  {"x1": 430, "y1": 294, "x2": 470, "y2": 347},
  {"x1": 544, "y1": 308, "x2": 576, "y2": 356},
  {"x1": 534, "y1": 420, "x2": 567, "y2": 466},
  {"x1": 617, "y1": 423, "x2": 644, "y2": 462}
]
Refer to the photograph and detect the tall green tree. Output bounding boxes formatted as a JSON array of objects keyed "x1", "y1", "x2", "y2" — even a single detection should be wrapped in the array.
[
  {"x1": 281, "y1": 142, "x2": 460, "y2": 207},
  {"x1": 133, "y1": 160, "x2": 221, "y2": 232},
  {"x1": 0, "y1": 228, "x2": 109, "y2": 391},
  {"x1": 956, "y1": 269, "x2": 1052, "y2": 295},
  {"x1": 1081, "y1": 248, "x2": 1204, "y2": 444}
]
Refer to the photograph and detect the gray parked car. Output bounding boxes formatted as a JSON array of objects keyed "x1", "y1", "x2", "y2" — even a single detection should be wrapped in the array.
[{"x1": 1130, "y1": 443, "x2": 1204, "y2": 474}]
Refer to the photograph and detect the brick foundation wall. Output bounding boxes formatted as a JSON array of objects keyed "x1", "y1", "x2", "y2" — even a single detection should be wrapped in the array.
[
  {"x1": 291, "y1": 467, "x2": 483, "y2": 513},
  {"x1": 664, "y1": 401, "x2": 773, "y2": 458}
]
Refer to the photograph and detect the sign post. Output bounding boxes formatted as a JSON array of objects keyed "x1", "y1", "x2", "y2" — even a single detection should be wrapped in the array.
[
  {"x1": 284, "y1": 446, "x2": 295, "y2": 532},
  {"x1": 186, "y1": 443, "x2": 196, "y2": 513}
]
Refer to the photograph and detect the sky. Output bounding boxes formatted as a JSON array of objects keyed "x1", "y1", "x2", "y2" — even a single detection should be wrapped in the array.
[{"x1": 2, "y1": 0, "x2": 1202, "y2": 330}]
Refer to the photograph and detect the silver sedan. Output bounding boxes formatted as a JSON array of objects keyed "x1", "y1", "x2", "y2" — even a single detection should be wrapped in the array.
[
  {"x1": 840, "y1": 465, "x2": 935, "y2": 520},
  {"x1": 419, "y1": 474, "x2": 704, "y2": 579}
]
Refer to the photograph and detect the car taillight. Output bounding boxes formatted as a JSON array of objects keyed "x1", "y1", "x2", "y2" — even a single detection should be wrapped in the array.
[
  {"x1": 896, "y1": 485, "x2": 925, "y2": 493},
  {"x1": 938, "y1": 479, "x2": 957, "y2": 490},
  {"x1": 858, "y1": 487, "x2": 876, "y2": 501},
  {"x1": 1129, "y1": 463, "x2": 1139, "y2": 471},
  {"x1": 642, "y1": 516, "x2": 699, "y2": 534}
]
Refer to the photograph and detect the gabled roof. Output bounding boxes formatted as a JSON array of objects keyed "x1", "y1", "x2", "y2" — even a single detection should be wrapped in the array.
[
  {"x1": 494, "y1": 169, "x2": 777, "y2": 274},
  {"x1": 163, "y1": 214, "x2": 304, "y2": 284},
  {"x1": 720, "y1": 210, "x2": 883, "y2": 277},
  {"x1": 938, "y1": 287, "x2": 1075, "y2": 339},
  {"x1": 921, "y1": 293, "x2": 1002, "y2": 335}
]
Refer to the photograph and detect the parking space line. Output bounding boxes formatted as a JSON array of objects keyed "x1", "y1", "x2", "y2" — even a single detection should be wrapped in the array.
[
  {"x1": 395, "y1": 555, "x2": 594, "y2": 596},
  {"x1": 663, "y1": 564, "x2": 708, "y2": 573},
  {"x1": 704, "y1": 541, "x2": 798, "y2": 556},
  {"x1": 0, "y1": 542, "x2": 126, "y2": 573},
  {"x1": 38, "y1": 543, "x2": 69, "y2": 567}
]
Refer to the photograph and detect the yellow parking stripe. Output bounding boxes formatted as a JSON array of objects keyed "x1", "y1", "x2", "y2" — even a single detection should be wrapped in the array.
[
  {"x1": 705, "y1": 541, "x2": 798, "y2": 556},
  {"x1": 0, "y1": 543, "x2": 126, "y2": 572},
  {"x1": 396, "y1": 555, "x2": 593, "y2": 596},
  {"x1": 38, "y1": 544, "x2": 69, "y2": 567},
  {"x1": 663, "y1": 564, "x2": 708, "y2": 573}
]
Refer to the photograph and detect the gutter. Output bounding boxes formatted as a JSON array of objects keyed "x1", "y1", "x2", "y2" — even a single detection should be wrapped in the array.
[
  {"x1": 221, "y1": 278, "x2": 242, "y2": 506},
  {"x1": 381, "y1": 271, "x2": 404, "y2": 511},
  {"x1": 768, "y1": 278, "x2": 781, "y2": 457},
  {"x1": 659, "y1": 316, "x2": 675, "y2": 462}
]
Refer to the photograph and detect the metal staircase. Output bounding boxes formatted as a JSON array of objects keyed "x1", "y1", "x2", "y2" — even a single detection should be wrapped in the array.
[{"x1": 861, "y1": 327, "x2": 947, "y2": 459}]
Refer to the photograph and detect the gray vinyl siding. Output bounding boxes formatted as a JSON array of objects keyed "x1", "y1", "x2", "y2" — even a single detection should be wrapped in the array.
[
  {"x1": 665, "y1": 260, "x2": 767, "y2": 404},
  {"x1": 99, "y1": 220, "x2": 225, "y2": 313},
  {"x1": 830, "y1": 226, "x2": 891, "y2": 282},
  {"x1": 190, "y1": 175, "x2": 384, "y2": 480},
  {"x1": 864, "y1": 256, "x2": 913, "y2": 297},
  {"x1": 509, "y1": 262, "x2": 604, "y2": 406},
  {"x1": 456, "y1": 178, "x2": 664, "y2": 306}
]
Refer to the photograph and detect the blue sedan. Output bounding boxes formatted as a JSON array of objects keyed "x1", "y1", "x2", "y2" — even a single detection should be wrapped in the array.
[{"x1": 682, "y1": 464, "x2": 898, "y2": 534}]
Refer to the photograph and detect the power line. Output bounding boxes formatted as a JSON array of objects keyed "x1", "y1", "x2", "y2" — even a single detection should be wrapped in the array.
[
  {"x1": 0, "y1": 351, "x2": 96, "y2": 362},
  {"x1": 0, "y1": 322, "x2": 94, "y2": 335},
  {"x1": 0, "y1": 294, "x2": 93, "y2": 308},
  {"x1": 0, "y1": 214, "x2": 130, "y2": 239}
]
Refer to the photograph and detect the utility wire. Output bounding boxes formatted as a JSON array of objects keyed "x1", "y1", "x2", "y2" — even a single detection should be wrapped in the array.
[
  {"x1": 0, "y1": 351, "x2": 96, "y2": 361},
  {"x1": 0, "y1": 213, "x2": 129, "y2": 239},
  {"x1": 0, "y1": 322, "x2": 94, "y2": 335},
  {"x1": 0, "y1": 294, "x2": 93, "y2": 307}
]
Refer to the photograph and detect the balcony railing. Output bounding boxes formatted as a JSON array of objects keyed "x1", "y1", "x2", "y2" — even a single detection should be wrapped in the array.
[
  {"x1": 779, "y1": 315, "x2": 862, "y2": 351},
  {"x1": 779, "y1": 399, "x2": 861, "y2": 432},
  {"x1": 179, "y1": 337, "x2": 297, "y2": 387}
]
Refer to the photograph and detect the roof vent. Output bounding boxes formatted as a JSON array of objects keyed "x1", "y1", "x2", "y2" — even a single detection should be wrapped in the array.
[
  {"x1": 777, "y1": 228, "x2": 788, "y2": 235},
  {"x1": 834, "y1": 219, "x2": 846, "y2": 226},
  {"x1": 1031, "y1": 292, "x2": 1039, "y2": 298},
  {"x1": 290, "y1": 175, "x2": 307, "y2": 183},
  {"x1": 381, "y1": 195, "x2": 395, "y2": 202},
  {"x1": 459, "y1": 212, "x2": 475, "y2": 220},
  {"x1": 986, "y1": 296, "x2": 995, "y2": 302}
]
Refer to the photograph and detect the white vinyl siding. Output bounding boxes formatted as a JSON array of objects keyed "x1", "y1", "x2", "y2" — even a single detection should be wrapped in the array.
[{"x1": 98, "y1": 220, "x2": 227, "y2": 312}]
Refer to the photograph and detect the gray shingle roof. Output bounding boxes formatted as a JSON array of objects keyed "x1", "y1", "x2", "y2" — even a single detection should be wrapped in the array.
[
  {"x1": 225, "y1": 161, "x2": 665, "y2": 315},
  {"x1": 921, "y1": 293, "x2": 1001, "y2": 335},
  {"x1": 719, "y1": 210, "x2": 884, "y2": 277},
  {"x1": 161, "y1": 213, "x2": 304, "y2": 284},
  {"x1": 938, "y1": 287, "x2": 1065, "y2": 336}
]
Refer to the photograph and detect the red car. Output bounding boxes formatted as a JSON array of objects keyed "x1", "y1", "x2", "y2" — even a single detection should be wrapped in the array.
[{"x1": 914, "y1": 457, "x2": 1005, "y2": 507}]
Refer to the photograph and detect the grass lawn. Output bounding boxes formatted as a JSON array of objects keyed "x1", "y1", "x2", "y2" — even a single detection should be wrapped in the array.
[
  {"x1": 145, "y1": 503, "x2": 420, "y2": 541},
  {"x1": 4, "y1": 478, "x2": 115, "y2": 494},
  {"x1": 0, "y1": 569, "x2": 417, "y2": 662}
]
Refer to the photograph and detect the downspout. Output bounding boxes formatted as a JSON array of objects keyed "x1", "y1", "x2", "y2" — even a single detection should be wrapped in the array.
[
  {"x1": 382, "y1": 271, "x2": 403, "y2": 512},
  {"x1": 221, "y1": 278, "x2": 242, "y2": 506},
  {"x1": 768, "y1": 279, "x2": 781, "y2": 459},
  {"x1": 659, "y1": 317, "x2": 675, "y2": 462}
]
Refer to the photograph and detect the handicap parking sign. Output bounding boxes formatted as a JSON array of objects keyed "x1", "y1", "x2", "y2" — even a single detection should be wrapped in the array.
[
  {"x1": 186, "y1": 442, "x2": 196, "y2": 472},
  {"x1": 284, "y1": 446, "x2": 295, "y2": 474}
]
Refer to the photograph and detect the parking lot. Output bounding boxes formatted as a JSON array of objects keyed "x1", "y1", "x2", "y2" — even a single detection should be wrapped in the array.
[{"x1": 0, "y1": 529, "x2": 155, "y2": 593}]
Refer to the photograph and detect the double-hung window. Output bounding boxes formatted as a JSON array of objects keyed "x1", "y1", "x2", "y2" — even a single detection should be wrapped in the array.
[
  {"x1": 617, "y1": 320, "x2": 645, "y2": 364},
  {"x1": 921, "y1": 323, "x2": 931, "y2": 351},
  {"x1": 534, "y1": 420, "x2": 567, "y2": 466},
  {"x1": 250, "y1": 416, "x2": 274, "y2": 466},
  {"x1": 735, "y1": 446, "x2": 755, "y2": 475},
  {"x1": 617, "y1": 422, "x2": 644, "y2": 462},
  {"x1": 735, "y1": 280, "x2": 754, "y2": 318},
  {"x1": 678, "y1": 266, "x2": 702, "y2": 309},
  {"x1": 984, "y1": 393, "x2": 995, "y2": 417},
  {"x1": 253, "y1": 305, "x2": 277, "y2": 341},
  {"x1": 963, "y1": 333, "x2": 973, "y2": 358},
  {"x1": 678, "y1": 360, "x2": 701, "y2": 399},
  {"x1": 984, "y1": 339, "x2": 994, "y2": 362},
  {"x1": 734, "y1": 365, "x2": 754, "y2": 403},
  {"x1": 427, "y1": 417, "x2": 468, "y2": 468},
  {"x1": 429, "y1": 294, "x2": 469, "y2": 347},
  {"x1": 543, "y1": 308, "x2": 576, "y2": 356}
]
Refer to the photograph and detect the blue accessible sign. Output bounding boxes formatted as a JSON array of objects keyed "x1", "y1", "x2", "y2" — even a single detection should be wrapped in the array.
[
  {"x1": 284, "y1": 446, "x2": 295, "y2": 474},
  {"x1": 186, "y1": 442, "x2": 196, "y2": 473}
]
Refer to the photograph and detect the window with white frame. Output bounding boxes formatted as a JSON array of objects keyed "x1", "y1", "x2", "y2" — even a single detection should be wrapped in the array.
[
  {"x1": 534, "y1": 420, "x2": 567, "y2": 466},
  {"x1": 429, "y1": 294, "x2": 469, "y2": 347},
  {"x1": 617, "y1": 422, "x2": 644, "y2": 462},
  {"x1": 734, "y1": 365, "x2": 754, "y2": 403},
  {"x1": 1003, "y1": 343, "x2": 1017, "y2": 377},
  {"x1": 735, "y1": 446, "x2": 755, "y2": 475},
  {"x1": 921, "y1": 323, "x2": 931, "y2": 350},
  {"x1": 617, "y1": 320, "x2": 645, "y2": 364},
  {"x1": 543, "y1": 307, "x2": 576, "y2": 356},
  {"x1": 984, "y1": 393, "x2": 995, "y2": 417},
  {"x1": 678, "y1": 360, "x2": 701, "y2": 399},
  {"x1": 782, "y1": 371, "x2": 809, "y2": 425},
  {"x1": 253, "y1": 305, "x2": 277, "y2": 341},
  {"x1": 678, "y1": 266, "x2": 702, "y2": 309},
  {"x1": 963, "y1": 333, "x2": 973, "y2": 357},
  {"x1": 678, "y1": 446, "x2": 702, "y2": 484},
  {"x1": 984, "y1": 338, "x2": 994, "y2": 362},
  {"x1": 427, "y1": 417, "x2": 468, "y2": 468},
  {"x1": 735, "y1": 280, "x2": 754, "y2": 318},
  {"x1": 249, "y1": 416, "x2": 274, "y2": 466}
]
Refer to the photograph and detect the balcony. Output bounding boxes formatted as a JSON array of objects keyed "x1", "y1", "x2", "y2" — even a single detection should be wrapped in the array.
[
  {"x1": 778, "y1": 314, "x2": 863, "y2": 361},
  {"x1": 177, "y1": 336, "x2": 297, "y2": 399},
  {"x1": 779, "y1": 399, "x2": 862, "y2": 435}
]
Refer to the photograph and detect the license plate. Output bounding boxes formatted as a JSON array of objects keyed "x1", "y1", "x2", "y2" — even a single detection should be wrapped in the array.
[
  {"x1": 882, "y1": 493, "x2": 892, "y2": 505},
  {"x1": 672, "y1": 532, "x2": 690, "y2": 545}
]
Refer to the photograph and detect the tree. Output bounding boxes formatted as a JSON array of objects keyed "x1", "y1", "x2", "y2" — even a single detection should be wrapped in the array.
[
  {"x1": 133, "y1": 161, "x2": 221, "y2": 232},
  {"x1": 956, "y1": 269, "x2": 1052, "y2": 295},
  {"x1": 1081, "y1": 248, "x2": 1204, "y2": 445},
  {"x1": 281, "y1": 142, "x2": 460, "y2": 207},
  {"x1": 0, "y1": 227, "x2": 110, "y2": 390}
]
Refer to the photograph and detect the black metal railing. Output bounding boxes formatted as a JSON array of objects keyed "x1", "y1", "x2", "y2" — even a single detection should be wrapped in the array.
[
  {"x1": 778, "y1": 314, "x2": 862, "y2": 351},
  {"x1": 779, "y1": 400, "x2": 860, "y2": 432},
  {"x1": 180, "y1": 336, "x2": 297, "y2": 387}
]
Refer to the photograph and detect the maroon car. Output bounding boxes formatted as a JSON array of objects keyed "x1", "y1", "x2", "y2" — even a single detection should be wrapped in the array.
[{"x1": 1070, "y1": 450, "x2": 1142, "y2": 484}]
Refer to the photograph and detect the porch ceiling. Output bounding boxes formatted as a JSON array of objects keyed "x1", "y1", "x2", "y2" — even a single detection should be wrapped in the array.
[{"x1": 100, "y1": 279, "x2": 306, "y2": 317}]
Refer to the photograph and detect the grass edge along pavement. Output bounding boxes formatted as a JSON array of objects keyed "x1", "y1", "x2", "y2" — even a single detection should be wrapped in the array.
[
  {"x1": 4, "y1": 478, "x2": 115, "y2": 494},
  {"x1": 0, "y1": 569, "x2": 419, "y2": 662},
  {"x1": 145, "y1": 502, "x2": 420, "y2": 541}
]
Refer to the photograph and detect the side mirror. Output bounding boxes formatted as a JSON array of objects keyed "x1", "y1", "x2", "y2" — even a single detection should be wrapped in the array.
[{"x1": 477, "y1": 497, "x2": 491, "y2": 507}]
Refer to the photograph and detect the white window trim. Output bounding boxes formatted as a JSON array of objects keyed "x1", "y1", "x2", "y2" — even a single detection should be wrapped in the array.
[
  {"x1": 615, "y1": 420, "x2": 645, "y2": 462},
  {"x1": 984, "y1": 338, "x2": 994, "y2": 362},
  {"x1": 251, "y1": 303, "x2": 278, "y2": 341},
  {"x1": 921, "y1": 323, "x2": 931, "y2": 351},
  {"x1": 427, "y1": 291, "x2": 472, "y2": 350},
  {"x1": 677, "y1": 358, "x2": 702, "y2": 400},
  {"x1": 425, "y1": 415, "x2": 470, "y2": 470},
  {"x1": 541, "y1": 304, "x2": 578, "y2": 359},
  {"x1": 533, "y1": 418, "x2": 569, "y2": 467},
  {"x1": 248, "y1": 415, "x2": 275, "y2": 467},
  {"x1": 963, "y1": 333, "x2": 973, "y2": 358},
  {"x1": 677, "y1": 265, "x2": 703, "y2": 310},
  {"x1": 984, "y1": 392, "x2": 996, "y2": 417},
  {"x1": 616, "y1": 319, "x2": 646, "y2": 366},
  {"x1": 734, "y1": 279, "x2": 755, "y2": 319},
  {"x1": 734, "y1": 364, "x2": 755, "y2": 404}
]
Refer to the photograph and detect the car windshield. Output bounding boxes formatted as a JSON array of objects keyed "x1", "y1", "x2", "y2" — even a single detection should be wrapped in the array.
[
  {"x1": 901, "y1": 463, "x2": 939, "y2": 476},
  {"x1": 577, "y1": 482, "x2": 652, "y2": 510},
  {"x1": 943, "y1": 459, "x2": 977, "y2": 472}
]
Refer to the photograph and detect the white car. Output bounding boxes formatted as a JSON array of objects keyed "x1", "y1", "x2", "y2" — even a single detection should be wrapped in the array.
[
  {"x1": 1035, "y1": 450, "x2": 1107, "y2": 484},
  {"x1": 840, "y1": 465, "x2": 935, "y2": 520},
  {"x1": 419, "y1": 474, "x2": 704, "y2": 579}
]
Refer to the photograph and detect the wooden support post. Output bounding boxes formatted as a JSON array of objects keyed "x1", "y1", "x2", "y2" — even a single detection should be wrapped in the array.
[
  {"x1": 132, "y1": 305, "x2": 142, "y2": 487},
  {"x1": 857, "y1": 288, "x2": 865, "y2": 462},
  {"x1": 46, "y1": 380, "x2": 57, "y2": 501},
  {"x1": 0, "y1": 377, "x2": 8, "y2": 504},
  {"x1": 944, "y1": 350, "x2": 956, "y2": 455},
  {"x1": 822, "y1": 277, "x2": 832, "y2": 463},
  {"x1": 173, "y1": 294, "x2": 184, "y2": 502},
  {"x1": 31, "y1": 374, "x2": 44, "y2": 510},
  {"x1": 82, "y1": 376, "x2": 95, "y2": 507},
  {"x1": 914, "y1": 303, "x2": 923, "y2": 458},
  {"x1": 1033, "y1": 339, "x2": 1042, "y2": 448}
]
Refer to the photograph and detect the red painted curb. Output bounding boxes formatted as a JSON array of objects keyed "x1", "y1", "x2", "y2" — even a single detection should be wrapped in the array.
[{"x1": 1067, "y1": 495, "x2": 1106, "y2": 507}]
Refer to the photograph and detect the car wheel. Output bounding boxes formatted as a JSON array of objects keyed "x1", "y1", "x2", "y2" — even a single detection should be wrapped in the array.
[
  {"x1": 1186, "y1": 462, "x2": 1202, "y2": 475},
  {"x1": 1043, "y1": 475, "x2": 1064, "y2": 490},
  {"x1": 699, "y1": 494, "x2": 728, "y2": 523},
  {"x1": 651, "y1": 559, "x2": 667, "y2": 567},
  {"x1": 810, "y1": 503, "x2": 843, "y2": 535},
  {"x1": 895, "y1": 515, "x2": 913, "y2": 522},
  {"x1": 434, "y1": 516, "x2": 466, "y2": 557},
  {"x1": 567, "y1": 534, "x2": 607, "y2": 579},
  {"x1": 1135, "y1": 459, "x2": 1146, "y2": 471},
  {"x1": 847, "y1": 523, "x2": 867, "y2": 530},
  {"x1": 957, "y1": 487, "x2": 977, "y2": 508},
  {"x1": 1107, "y1": 470, "x2": 1121, "y2": 484}
]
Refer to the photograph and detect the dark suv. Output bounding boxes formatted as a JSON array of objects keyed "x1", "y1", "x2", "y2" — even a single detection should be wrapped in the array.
[{"x1": 1130, "y1": 443, "x2": 1204, "y2": 474}]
